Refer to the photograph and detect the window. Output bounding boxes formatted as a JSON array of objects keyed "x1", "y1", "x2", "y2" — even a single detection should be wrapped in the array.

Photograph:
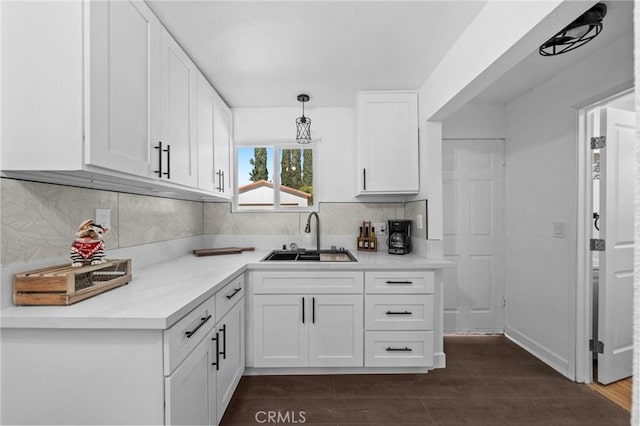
[{"x1": 234, "y1": 143, "x2": 316, "y2": 211}]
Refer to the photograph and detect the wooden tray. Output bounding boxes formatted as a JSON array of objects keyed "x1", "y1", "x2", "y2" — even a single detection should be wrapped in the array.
[
  {"x1": 13, "y1": 259, "x2": 132, "y2": 306},
  {"x1": 192, "y1": 247, "x2": 255, "y2": 257}
]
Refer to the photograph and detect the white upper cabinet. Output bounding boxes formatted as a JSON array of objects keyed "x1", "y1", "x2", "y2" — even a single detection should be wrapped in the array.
[
  {"x1": 1, "y1": 0, "x2": 227, "y2": 200},
  {"x1": 197, "y1": 72, "x2": 234, "y2": 198},
  {"x1": 158, "y1": 28, "x2": 198, "y2": 187},
  {"x1": 86, "y1": 0, "x2": 161, "y2": 178},
  {"x1": 213, "y1": 95, "x2": 234, "y2": 196},
  {"x1": 357, "y1": 92, "x2": 419, "y2": 195}
]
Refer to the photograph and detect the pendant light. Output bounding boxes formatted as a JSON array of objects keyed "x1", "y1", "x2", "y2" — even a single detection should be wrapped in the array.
[
  {"x1": 296, "y1": 94, "x2": 312, "y2": 144},
  {"x1": 539, "y1": 3, "x2": 606, "y2": 56}
]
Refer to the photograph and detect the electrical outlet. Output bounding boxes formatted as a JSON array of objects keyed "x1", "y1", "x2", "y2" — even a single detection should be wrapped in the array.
[
  {"x1": 95, "y1": 208, "x2": 111, "y2": 230},
  {"x1": 417, "y1": 214, "x2": 423, "y2": 230},
  {"x1": 373, "y1": 222, "x2": 386, "y2": 234}
]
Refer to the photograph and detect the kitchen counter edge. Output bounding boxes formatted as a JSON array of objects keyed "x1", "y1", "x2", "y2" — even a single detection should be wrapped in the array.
[{"x1": 1, "y1": 250, "x2": 454, "y2": 330}]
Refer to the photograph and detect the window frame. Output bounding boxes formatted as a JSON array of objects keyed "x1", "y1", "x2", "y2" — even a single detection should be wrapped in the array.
[{"x1": 233, "y1": 140, "x2": 319, "y2": 213}]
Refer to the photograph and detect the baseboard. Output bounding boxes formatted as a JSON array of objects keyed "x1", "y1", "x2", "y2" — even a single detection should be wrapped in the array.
[
  {"x1": 244, "y1": 366, "x2": 432, "y2": 376},
  {"x1": 505, "y1": 326, "x2": 571, "y2": 379},
  {"x1": 433, "y1": 352, "x2": 446, "y2": 368}
]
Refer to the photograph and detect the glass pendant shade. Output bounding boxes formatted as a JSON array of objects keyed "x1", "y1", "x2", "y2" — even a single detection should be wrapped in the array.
[{"x1": 296, "y1": 94, "x2": 311, "y2": 144}]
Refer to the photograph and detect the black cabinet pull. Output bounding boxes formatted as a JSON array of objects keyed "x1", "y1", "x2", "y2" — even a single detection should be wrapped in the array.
[
  {"x1": 154, "y1": 141, "x2": 163, "y2": 177},
  {"x1": 220, "y1": 324, "x2": 227, "y2": 360},
  {"x1": 312, "y1": 297, "x2": 315, "y2": 324},
  {"x1": 386, "y1": 346, "x2": 412, "y2": 352},
  {"x1": 163, "y1": 144, "x2": 171, "y2": 179},
  {"x1": 363, "y1": 168, "x2": 366, "y2": 190},
  {"x1": 385, "y1": 310, "x2": 412, "y2": 315},
  {"x1": 302, "y1": 297, "x2": 305, "y2": 324},
  {"x1": 226, "y1": 287, "x2": 242, "y2": 300},
  {"x1": 211, "y1": 333, "x2": 220, "y2": 370},
  {"x1": 221, "y1": 170, "x2": 225, "y2": 192},
  {"x1": 386, "y1": 280, "x2": 413, "y2": 285},
  {"x1": 216, "y1": 170, "x2": 222, "y2": 191},
  {"x1": 185, "y1": 314, "x2": 211, "y2": 338}
]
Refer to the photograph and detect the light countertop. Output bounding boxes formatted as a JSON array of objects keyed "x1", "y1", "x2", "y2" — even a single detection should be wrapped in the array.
[{"x1": 1, "y1": 250, "x2": 453, "y2": 330}]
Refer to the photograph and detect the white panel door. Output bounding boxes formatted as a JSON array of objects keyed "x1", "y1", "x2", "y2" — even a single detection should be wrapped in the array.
[
  {"x1": 597, "y1": 107, "x2": 635, "y2": 384},
  {"x1": 213, "y1": 96, "x2": 233, "y2": 196},
  {"x1": 443, "y1": 139, "x2": 505, "y2": 332},
  {"x1": 159, "y1": 28, "x2": 198, "y2": 187},
  {"x1": 165, "y1": 328, "x2": 215, "y2": 426},
  {"x1": 253, "y1": 295, "x2": 308, "y2": 367},
  {"x1": 216, "y1": 301, "x2": 244, "y2": 424},
  {"x1": 87, "y1": 0, "x2": 161, "y2": 177},
  {"x1": 357, "y1": 92, "x2": 419, "y2": 194},
  {"x1": 308, "y1": 295, "x2": 363, "y2": 367}
]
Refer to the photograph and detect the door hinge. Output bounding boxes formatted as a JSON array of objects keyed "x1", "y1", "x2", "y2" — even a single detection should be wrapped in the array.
[
  {"x1": 589, "y1": 339, "x2": 604, "y2": 353},
  {"x1": 591, "y1": 136, "x2": 606, "y2": 149},
  {"x1": 590, "y1": 239, "x2": 605, "y2": 251}
]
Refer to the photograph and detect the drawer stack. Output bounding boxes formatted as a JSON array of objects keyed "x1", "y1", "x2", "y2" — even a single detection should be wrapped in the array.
[{"x1": 364, "y1": 271, "x2": 434, "y2": 367}]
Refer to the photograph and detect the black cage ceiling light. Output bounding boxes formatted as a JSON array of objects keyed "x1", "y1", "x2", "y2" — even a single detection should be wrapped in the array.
[
  {"x1": 296, "y1": 94, "x2": 312, "y2": 144},
  {"x1": 539, "y1": 2, "x2": 607, "y2": 56}
]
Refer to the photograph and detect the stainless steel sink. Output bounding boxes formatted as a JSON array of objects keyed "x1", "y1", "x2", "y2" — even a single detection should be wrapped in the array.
[{"x1": 261, "y1": 249, "x2": 357, "y2": 262}]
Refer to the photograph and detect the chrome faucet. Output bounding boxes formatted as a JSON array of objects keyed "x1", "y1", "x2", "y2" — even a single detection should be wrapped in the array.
[{"x1": 304, "y1": 212, "x2": 320, "y2": 253}]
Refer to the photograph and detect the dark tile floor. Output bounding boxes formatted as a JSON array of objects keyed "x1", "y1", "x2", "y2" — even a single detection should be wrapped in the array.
[{"x1": 221, "y1": 335, "x2": 631, "y2": 425}]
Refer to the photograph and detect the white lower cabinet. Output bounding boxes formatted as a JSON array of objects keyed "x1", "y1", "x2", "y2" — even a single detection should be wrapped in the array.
[
  {"x1": 253, "y1": 294, "x2": 363, "y2": 368},
  {"x1": 164, "y1": 295, "x2": 217, "y2": 425},
  {"x1": 364, "y1": 271, "x2": 435, "y2": 367},
  {"x1": 165, "y1": 327, "x2": 217, "y2": 426},
  {"x1": 215, "y1": 298, "x2": 245, "y2": 424},
  {"x1": 365, "y1": 331, "x2": 433, "y2": 367}
]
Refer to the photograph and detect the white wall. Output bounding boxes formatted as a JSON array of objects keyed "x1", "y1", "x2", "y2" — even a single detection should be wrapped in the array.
[
  {"x1": 442, "y1": 103, "x2": 506, "y2": 140},
  {"x1": 504, "y1": 34, "x2": 634, "y2": 378}
]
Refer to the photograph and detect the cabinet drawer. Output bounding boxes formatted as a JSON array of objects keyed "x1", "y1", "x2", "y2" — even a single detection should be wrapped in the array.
[
  {"x1": 215, "y1": 274, "x2": 245, "y2": 323},
  {"x1": 365, "y1": 331, "x2": 433, "y2": 367},
  {"x1": 365, "y1": 294, "x2": 433, "y2": 330},
  {"x1": 252, "y1": 270, "x2": 363, "y2": 294},
  {"x1": 365, "y1": 271, "x2": 434, "y2": 294},
  {"x1": 164, "y1": 296, "x2": 216, "y2": 375}
]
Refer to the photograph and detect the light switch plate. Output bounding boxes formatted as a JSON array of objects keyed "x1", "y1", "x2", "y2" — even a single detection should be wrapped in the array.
[
  {"x1": 95, "y1": 208, "x2": 111, "y2": 230},
  {"x1": 553, "y1": 222, "x2": 566, "y2": 238},
  {"x1": 417, "y1": 214, "x2": 423, "y2": 230}
]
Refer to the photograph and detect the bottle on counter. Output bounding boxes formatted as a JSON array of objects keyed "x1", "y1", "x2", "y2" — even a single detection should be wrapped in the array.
[
  {"x1": 370, "y1": 227, "x2": 377, "y2": 251},
  {"x1": 358, "y1": 227, "x2": 365, "y2": 250}
]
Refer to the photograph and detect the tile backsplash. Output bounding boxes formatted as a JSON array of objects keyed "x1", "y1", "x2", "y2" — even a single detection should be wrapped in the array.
[
  {"x1": 0, "y1": 179, "x2": 203, "y2": 267},
  {"x1": 1, "y1": 178, "x2": 427, "y2": 267}
]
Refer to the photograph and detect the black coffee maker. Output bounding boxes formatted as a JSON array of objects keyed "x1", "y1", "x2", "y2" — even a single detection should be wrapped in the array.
[{"x1": 388, "y1": 220, "x2": 411, "y2": 255}]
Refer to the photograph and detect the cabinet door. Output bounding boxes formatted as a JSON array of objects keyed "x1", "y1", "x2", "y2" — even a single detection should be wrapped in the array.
[
  {"x1": 213, "y1": 96, "x2": 233, "y2": 196},
  {"x1": 197, "y1": 72, "x2": 233, "y2": 197},
  {"x1": 159, "y1": 28, "x2": 198, "y2": 187},
  {"x1": 308, "y1": 295, "x2": 364, "y2": 367},
  {"x1": 253, "y1": 295, "x2": 308, "y2": 367},
  {"x1": 87, "y1": 0, "x2": 161, "y2": 177},
  {"x1": 165, "y1": 328, "x2": 215, "y2": 426},
  {"x1": 216, "y1": 300, "x2": 245, "y2": 424},
  {"x1": 197, "y1": 72, "x2": 217, "y2": 193},
  {"x1": 357, "y1": 92, "x2": 419, "y2": 194}
]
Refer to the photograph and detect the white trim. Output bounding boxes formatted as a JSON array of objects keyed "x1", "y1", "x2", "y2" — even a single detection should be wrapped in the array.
[
  {"x1": 574, "y1": 87, "x2": 635, "y2": 384},
  {"x1": 232, "y1": 142, "x2": 320, "y2": 213},
  {"x1": 505, "y1": 327, "x2": 571, "y2": 378},
  {"x1": 244, "y1": 366, "x2": 432, "y2": 376}
]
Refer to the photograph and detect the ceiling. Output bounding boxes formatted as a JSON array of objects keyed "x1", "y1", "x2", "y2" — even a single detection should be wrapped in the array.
[
  {"x1": 147, "y1": 1, "x2": 634, "y2": 110},
  {"x1": 147, "y1": 1, "x2": 487, "y2": 108},
  {"x1": 470, "y1": 0, "x2": 634, "y2": 105}
]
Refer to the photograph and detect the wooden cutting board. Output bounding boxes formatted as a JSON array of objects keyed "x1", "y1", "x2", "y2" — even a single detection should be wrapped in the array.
[{"x1": 192, "y1": 247, "x2": 255, "y2": 257}]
